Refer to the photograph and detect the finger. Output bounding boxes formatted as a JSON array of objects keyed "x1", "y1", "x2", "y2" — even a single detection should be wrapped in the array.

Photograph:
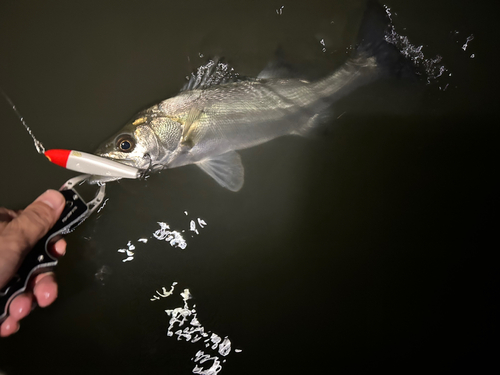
[
  {"x1": 0, "y1": 220, "x2": 9, "y2": 232},
  {"x1": 0, "y1": 207, "x2": 18, "y2": 222},
  {"x1": 33, "y1": 273, "x2": 58, "y2": 308},
  {"x1": 0, "y1": 208, "x2": 17, "y2": 232},
  {"x1": 0, "y1": 316, "x2": 20, "y2": 337},
  {"x1": 0, "y1": 190, "x2": 65, "y2": 288},
  {"x1": 48, "y1": 238, "x2": 67, "y2": 257},
  {"x1": 8, "y1": 291, "x2": 34, "y2": 321}
]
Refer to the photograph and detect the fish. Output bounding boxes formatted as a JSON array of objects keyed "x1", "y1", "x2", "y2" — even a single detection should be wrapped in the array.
[{"x1": 93, "y1": 1, "x2": 411, "y2": 191}]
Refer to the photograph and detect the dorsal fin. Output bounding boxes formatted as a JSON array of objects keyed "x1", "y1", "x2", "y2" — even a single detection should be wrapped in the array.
[{"x1": 181, "y1": 59, "x2": 250, "y2": 92}]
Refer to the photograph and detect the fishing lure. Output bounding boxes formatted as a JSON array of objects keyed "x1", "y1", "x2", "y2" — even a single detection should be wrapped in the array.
[{"x1": 45, "y1": 149, "x2": 140, "y2": 179}]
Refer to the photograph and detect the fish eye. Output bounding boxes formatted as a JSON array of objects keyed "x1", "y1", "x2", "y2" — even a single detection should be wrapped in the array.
[{"x1": 116, "y1": 135, "x2": 136, "y2": 153}]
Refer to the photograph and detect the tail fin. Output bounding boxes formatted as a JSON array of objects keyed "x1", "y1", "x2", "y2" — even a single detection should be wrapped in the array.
[
  {"x1": 295, "y1": 1, "x2": 415, "y2": 137},
  {"x1": 356, "y1": 0, "x2": 415, "y2": 79}
]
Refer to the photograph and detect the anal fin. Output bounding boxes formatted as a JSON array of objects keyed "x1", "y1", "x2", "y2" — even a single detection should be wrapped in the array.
[{"x1": 196, "y1": 151, "x2": 244, "y2": 192}]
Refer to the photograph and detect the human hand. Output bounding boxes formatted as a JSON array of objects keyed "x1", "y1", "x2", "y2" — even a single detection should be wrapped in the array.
[{"x1": 0, "y1": 190, "x2": 66, "y2": 337}]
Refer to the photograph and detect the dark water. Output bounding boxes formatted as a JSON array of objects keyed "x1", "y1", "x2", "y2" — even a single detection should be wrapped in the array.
[{"x1": 0, "y1": 0, "x2": 496, "y2": 373}]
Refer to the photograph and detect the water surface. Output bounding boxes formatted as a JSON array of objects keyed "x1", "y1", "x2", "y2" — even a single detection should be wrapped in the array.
[{"x1": 0, "y1": 0, "x2": 496, "y2": 373}]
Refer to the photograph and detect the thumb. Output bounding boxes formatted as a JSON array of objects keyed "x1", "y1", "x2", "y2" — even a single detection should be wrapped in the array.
[{"x1": 2, "y1": 190, "x2": 65, "y2": 256}]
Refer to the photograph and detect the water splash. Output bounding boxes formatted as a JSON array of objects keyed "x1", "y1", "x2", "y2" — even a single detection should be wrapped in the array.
[
  {"x1": 0, "y1": 88, "x2": 46, "y2": 154},
  {"x1": 383, "y1": 6, "x2": 447, "y2": 84}
]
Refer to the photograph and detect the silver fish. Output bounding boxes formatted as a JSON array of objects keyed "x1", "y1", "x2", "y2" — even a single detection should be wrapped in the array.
[{"x1": 94, "y1": 2, "x2": 405, "y2": 191}]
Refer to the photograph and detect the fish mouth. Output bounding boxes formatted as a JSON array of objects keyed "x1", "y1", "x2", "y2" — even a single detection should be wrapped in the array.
[{"x1": 86, "y1": 157, "x2": 162, "y2": 185}]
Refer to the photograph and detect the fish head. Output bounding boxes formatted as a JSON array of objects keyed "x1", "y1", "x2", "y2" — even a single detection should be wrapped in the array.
[
  {"x1": 95, "y1": 119, "x2": 162, "y2": 170},
  {"x1": 95, "y1": 110, "x2": 184, "y2": 174}
]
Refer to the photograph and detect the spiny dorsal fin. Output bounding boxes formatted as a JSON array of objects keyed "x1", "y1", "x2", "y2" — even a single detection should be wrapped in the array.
[
  {"x1": 196, "y1": 151, "x2": 244, "y2": 192},
  {"x1": 181, "y1": 58, "x2": 251, "y2": 92}
]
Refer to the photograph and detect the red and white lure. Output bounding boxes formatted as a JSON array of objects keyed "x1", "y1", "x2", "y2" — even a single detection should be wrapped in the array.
[{"x1": 44, "y1": 149, "x2": 140, "y2": 179}]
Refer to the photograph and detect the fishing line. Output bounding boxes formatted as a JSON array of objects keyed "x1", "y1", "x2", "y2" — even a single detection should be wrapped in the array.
[{"x1": 0, "y1": 87, "x2": 46, "y2": 154}]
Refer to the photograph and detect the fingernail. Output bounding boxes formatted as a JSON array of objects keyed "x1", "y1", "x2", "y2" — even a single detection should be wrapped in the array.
[
  {"x1": 35, "y1": 190, "x2": 65, "y2": 210},
  {"x1": 55, "y1": 240, "x2": 66, "y2": 256}
]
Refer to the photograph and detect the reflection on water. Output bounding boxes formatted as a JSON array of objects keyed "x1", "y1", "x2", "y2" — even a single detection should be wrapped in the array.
[
  {"x1": 116, "y1": 214, "x2": 208, "y2": 262},
  {"x1": 461, "y1": 34, "x2": 474, "y2": 51},
  {"x1": 151, "y1": 282, "x2": 241, "y2": 375}
]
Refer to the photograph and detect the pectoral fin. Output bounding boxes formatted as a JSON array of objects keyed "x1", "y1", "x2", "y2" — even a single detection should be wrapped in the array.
[
  {"x1": 181, "y1": 107, "x2": 204, "y2": 148},
  {"x1": 196, "y1": 151, "x2": 244, "y2": 192}
]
